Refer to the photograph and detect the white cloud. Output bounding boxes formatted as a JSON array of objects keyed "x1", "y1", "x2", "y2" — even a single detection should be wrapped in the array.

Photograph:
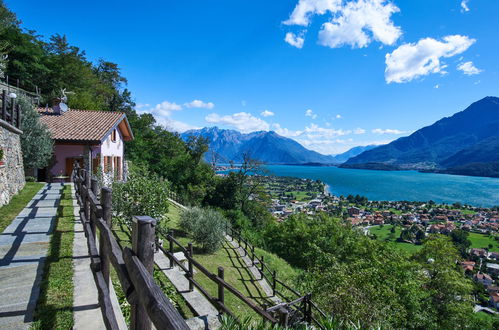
[
  {"x1": 354, "y1": 127, "x2": 366, "y2": 134},
  {"x1": 335, "y1": 114, "x2": 342, "y2": 119},
  {"x1": 284, "y1": 0, "x2": 401, "y2": 49},
  {"x1": 461, "y1": 0, "x2": 470, "y2": 12},
  {"x1": 205, "y1": 112, "x2": 270, "y2": 133},
  {"x1": 434, "y1": 84, "x2": 440, "y2": 89},
  {"x1": 138, "y1": 101, "x2": 198, "y2": 133},
  {"x1": 372, "y1": 128, "x2": 405, "y2": 134},
  {"x1": 457, "y1": 61, "x2": 482, "y2": 75},
  {"x1": 160, "y1": 118, "x2": 201, "y2": 133},
  {"x1": 284, "y1": 32, "x2": 305, "y2": 48},
  {"x1": 283, "y1": 0, "x2": 342, "y2": 26},
  {"x1": 318, "y1": 0, "x2": 402, "y2": 49},
  {"x1": 385, "y1": 35, "x2": 476, "y2": 83},
  {"x1": 184, "y1": 99, "x2": 215, "y2": 109},
  {"x1": 260, "y1": 110, "x2": 275, "y2": 117},
  {"x1": 148, "y1": 101, "x2": 183, "y2": 117},
  {"x1": 304, "y1": 123, "x2": 350, "y2": 137},
  {"x1": 305, "y1": 109, "x2": 317, "y2": 119},
  {"x1": 272, "y1": 123, "x2": 303, "y2": 137},
  {"x1": 135, "y1": 103, "x2": 150, "y2": 109}
]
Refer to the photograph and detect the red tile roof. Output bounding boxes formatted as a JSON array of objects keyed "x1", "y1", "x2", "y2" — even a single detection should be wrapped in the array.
[{"x1": 38, "y1": 109, "x2": 133, "y2": 143}]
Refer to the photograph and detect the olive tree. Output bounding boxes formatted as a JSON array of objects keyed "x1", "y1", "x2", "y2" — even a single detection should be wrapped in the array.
[
  {"x1": 19, "y1": 96, "x2": 53, "y2": 171},
  {"x1": 180, "y1": 207, "x2": 227, "y2": 253}
]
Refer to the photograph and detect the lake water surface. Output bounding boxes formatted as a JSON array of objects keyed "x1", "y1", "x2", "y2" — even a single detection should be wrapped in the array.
[{"x1": 265, "y1": 165, "x2": 499, "y2": 207}]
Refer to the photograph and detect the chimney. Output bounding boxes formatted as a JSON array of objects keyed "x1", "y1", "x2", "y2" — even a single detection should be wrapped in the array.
[{"x1": 52, "y1": 98, "x2": 62, "y2": 115}]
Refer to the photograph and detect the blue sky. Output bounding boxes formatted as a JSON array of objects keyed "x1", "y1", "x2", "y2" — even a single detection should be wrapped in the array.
[{"x1": 7, "y1": 0, "x2": 499, "y2": 154}]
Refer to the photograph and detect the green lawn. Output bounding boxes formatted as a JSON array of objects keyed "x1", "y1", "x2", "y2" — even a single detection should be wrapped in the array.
[
  {"x1": 0, "y1": 182, "x2": 44, "y2": 233},
  {"x1": 369, "y1": 225, "x2": 423, "y2": 254},
  {"x1": 32, "y1": 184, "x2": 75, "y2": 329},
  {"x1": 163, "y1": 203, "x2": 301, "y2": 320},
  {"x1": 469, "y1": 232, "x2": 499, "y2": 252}
]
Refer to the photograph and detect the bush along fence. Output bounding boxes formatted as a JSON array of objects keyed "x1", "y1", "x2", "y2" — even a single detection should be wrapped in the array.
[
  {"x1": 0, "y1": 89, "x2": 21, "y2": 128},
  {"x1": 72, "y1": 163, "x2": 190, "y2": 330},
  {"x1": 225, "y1": 225, "x2": 328, "y2": 329}
]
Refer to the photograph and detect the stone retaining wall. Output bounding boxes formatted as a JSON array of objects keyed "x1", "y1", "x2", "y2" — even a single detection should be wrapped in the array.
[{"x1": 0, "y1": 119, "x2": 25, "y2": 206}]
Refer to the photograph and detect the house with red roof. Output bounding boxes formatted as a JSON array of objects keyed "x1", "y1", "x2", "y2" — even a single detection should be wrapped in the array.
[{"x1": 37, "y1": 105, "x2": 133, "y2": 182}]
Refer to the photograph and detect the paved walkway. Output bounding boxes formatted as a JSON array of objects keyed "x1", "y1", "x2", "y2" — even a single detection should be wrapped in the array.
[
  {"x1": 0, "y1": 183, "x2": 61, "y2": 329},
  {"x1": 225, "y1": 235, "x2": 281, "y2": 305},
  {"x1": 70, "y1": 183, "x2": 127, "y2": 330}
]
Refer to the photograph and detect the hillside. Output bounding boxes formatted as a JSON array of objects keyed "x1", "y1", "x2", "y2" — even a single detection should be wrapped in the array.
[
  {"x1": 181, "y1": 127, "x2": 337, "y2": 164},
  {"x1": 344, "y1": 97, "x2": 499, "y2": 176}
]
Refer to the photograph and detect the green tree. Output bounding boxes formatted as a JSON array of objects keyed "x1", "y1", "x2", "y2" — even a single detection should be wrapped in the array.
[
  {"x1": 180, "y1": 207, "x2": 226, "y2": 253},
  {"x1": 112, "y1": 165, "x2": 170, "y2": 226},
  {"x1": 19, "y1": 96, "x2": 53, "y2": 171}
]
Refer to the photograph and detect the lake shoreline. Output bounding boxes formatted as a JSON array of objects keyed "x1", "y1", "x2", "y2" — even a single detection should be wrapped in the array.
[{"x1": 264, "y1": 165, "x2": 499, "y2": 208}]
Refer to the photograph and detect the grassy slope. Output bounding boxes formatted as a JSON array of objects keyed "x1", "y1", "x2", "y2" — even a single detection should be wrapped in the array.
[
  {"x1": 0, "y1": 182, "x2": 44, "y2": 232},
  {"x1": 469, "y1": 232, "x2": 499, "y2": 252},
  {"x1": 32, "y1": 185, "x2": 75, "y2": 329},
  {"x1": 369, "y1": 225, "x2": 423, "y2": 254},
  {"x1": 165, "y1": 203, "x2": 300, "y2": 320}
]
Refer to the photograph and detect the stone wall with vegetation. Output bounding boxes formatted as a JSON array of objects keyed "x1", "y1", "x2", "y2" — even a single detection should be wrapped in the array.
[{"x1": 0, "y1": 119, "x2": 25, "y2": 206}]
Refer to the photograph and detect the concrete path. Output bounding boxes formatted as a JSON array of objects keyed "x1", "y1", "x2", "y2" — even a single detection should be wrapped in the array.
[
  {"x1": 70, "y1": 183, "x2": 127, "y2": 330},
  {"x1": 225, "y1": 235, "x2": 281, "y2": 305},
  {"x1": 155, "y1": 251, "x2": 219, "y2": 317},
  {"x1": 0, "y1": 183, "x2": 61, "y2": 329}
]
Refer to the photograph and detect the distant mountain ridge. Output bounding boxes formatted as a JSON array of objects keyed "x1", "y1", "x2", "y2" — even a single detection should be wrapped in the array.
[
  {"x1": 181, "y1": 127, "x2": 373, "y2": 165},
  {"x1": 343, "y1": 96, "x2": 499, "y2": 177}
]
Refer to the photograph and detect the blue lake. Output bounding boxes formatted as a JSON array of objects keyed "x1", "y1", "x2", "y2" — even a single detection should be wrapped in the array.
[{"x1": 264, "y1": 165, "x2": 499, "y2": 207}]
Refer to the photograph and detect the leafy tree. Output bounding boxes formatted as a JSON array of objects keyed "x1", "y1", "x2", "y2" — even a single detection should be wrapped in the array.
[
  {"x1": 19, "y1": 96, "x2": 53, "y2": 171},
  {"x1": 112, "y1": 165, "x2": 170, "y2": 226},
  {"x1": 449, "y1": 229, "x2": 472, "y2": 256},
  {"x1": 179, "y1": 207, "x2": 226, "y2": 253}
]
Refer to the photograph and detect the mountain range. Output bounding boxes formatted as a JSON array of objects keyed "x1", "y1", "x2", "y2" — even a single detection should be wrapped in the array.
[
  {"x1": 181, "y1": 127, "x2": 373, "y2": 165},
  {"x1": 343, "y1": 96, "x2": 499, "y2": 177}
]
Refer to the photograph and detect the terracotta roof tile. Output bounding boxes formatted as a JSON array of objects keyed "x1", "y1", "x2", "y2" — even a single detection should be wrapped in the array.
[{"x1": 38, "y1": 109, "x2": 128, "y2": 143}]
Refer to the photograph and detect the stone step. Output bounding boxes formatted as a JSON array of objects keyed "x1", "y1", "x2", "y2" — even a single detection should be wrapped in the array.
[
  {"x1": 0, "y1": 264, "x2": 38, "y2": 287},
  {"x1": 17, "y1": 207, "x2": 59, "y2": 218},
  {"x1": 0, "y1": 284, "x2": 39, "y2": 306},
  {"x1": 1, "y1": 216, "x2": 55, "y2": 235},
  {"x1": 26, "y1": 199, "x2": 60, "y2": 208}
]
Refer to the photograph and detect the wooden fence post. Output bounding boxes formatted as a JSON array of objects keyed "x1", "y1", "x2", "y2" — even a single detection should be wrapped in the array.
[
  {"x1": 16, "y1": 104, "x2": 20, "y2": 128},
  {"x1": 278, "y1": 308, "x2": 289, "y2": 328},
  {"x1": 251, "y1": 246, "x2": 255, "y2": 264},
  {"x1": 1, "y1": 90, "x2": 6, "y2": 121},
  {"x1": 169, "y1": 231, "x2": 175, "y2": 268},
  {"x1": 218, "y1": 267, "x2": 225, "y2": 310},
  {"x1": 260, "y1": 255, "x2": 265, "y2": 280},
  {"x1": 188, "y1": 243, "x2": 194, "y2": 292},
  {"x1": 131, "y1": 216, "x2": 157, "y2": 330},
  {"x1": 272, "y1": 270, "x2": 277, "y2": 296},
  {"x1": 100, "y1": 187, "x2": 112, "y2": 286},
  {"x1": 90, "y1": 177, "x2": 98, "y2": 239}
]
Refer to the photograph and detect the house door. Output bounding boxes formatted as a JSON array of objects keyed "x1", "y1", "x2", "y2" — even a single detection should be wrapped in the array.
[{"x1": 66, "y1": 157, "x2": 84, "y2": 181}]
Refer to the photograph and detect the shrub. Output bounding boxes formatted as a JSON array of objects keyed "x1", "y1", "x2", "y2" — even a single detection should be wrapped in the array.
[
  {"x1": 180, "y1": 207, "x2": 226, "y2": 253},
  {"x1": 25, "y1": 176, "x2": 37, "y2": 182},
  {"x1": 112, "y1": 166, "x2": 170, "y2": 227},
  {"x1": 19, "y1": 96, "x2": 53, "y2": 170}
]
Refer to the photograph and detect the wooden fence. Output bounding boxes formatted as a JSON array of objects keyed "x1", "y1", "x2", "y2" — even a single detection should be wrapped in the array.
[
  {"x1": 225, "y1": 226, "x2": 328, "y2": 328},
  {"x1": 0, "y1": 89, "x2": 21, "y2": 128},
  {"x1": 156, "y1": 227, "x2": 279, "y2": 324},
  {"x1": 73, "y1": 164, "x2": 189, "y2": 330}
]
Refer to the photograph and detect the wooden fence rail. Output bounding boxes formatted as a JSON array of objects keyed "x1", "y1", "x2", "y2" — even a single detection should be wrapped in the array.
[
  {"x1": 0, "y1": 89, "x2": 21, "y2": 129},
  {"x1": 156, "y1": 227, "x2": 279, "y2": 324},
  {"x1": 72, "y1": 164, "x2": 189, "y2": 330},
  {"x1": 225, "y1": 225, "x2": 328, "y2": 329}
]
